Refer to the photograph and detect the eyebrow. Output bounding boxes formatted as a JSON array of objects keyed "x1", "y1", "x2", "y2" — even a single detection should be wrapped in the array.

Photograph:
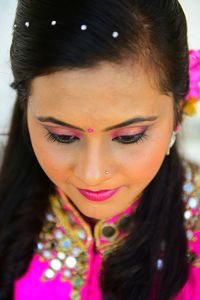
[{"x1": 36, "y1": 115, "x2": 158, "y2": 132}]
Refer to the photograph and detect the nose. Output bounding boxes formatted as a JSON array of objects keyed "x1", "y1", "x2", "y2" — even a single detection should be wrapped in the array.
[{"x1": 74, "y1": 140, "x2": 112, "y2": 187}]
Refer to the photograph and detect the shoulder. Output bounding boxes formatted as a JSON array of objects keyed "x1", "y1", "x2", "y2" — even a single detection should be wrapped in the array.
[
  {"x1": 182, "y1": 160, "x2": 200, "y2": 266},
  {"x1": 174, "y1": 161, "x2": 200, "y2": 299}
]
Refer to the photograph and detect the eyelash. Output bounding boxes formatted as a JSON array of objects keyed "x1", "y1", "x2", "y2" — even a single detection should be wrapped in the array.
[{"x1": 45, "y1": 130, "x2": 148, "y2": 145}]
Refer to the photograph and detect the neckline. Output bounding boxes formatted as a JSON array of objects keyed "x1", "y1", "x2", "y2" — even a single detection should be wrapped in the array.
[
  {"x1": 49, "y1": 187, "x2": 143, "y2": 253},
  {"x1": 54, "y1": 186, "x2": 143, "y2": 232}
]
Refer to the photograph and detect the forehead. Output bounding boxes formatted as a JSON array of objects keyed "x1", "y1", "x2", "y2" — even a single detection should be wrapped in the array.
[{"x1": 29, "y1": 61, "x2": 170, "y2": 117}]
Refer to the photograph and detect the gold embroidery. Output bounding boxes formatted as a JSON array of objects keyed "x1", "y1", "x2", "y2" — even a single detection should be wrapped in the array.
[
  {"x1": 57, "y1": 188, "x2": 141, "y2": 254},
  {"x1": 183, "y1": 161, "x2": 200, "y2": 267},
  {"x1": 36, "y1": 190, "x2": 141, "y2": 299}
]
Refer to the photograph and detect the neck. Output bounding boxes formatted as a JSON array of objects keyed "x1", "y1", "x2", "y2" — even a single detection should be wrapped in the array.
[{"x1": 67, "y1": 197, "x2": 99, "y2": 228}]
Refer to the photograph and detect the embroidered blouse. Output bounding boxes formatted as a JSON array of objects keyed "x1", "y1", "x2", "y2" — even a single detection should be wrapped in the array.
[{"x1": 14, "y1": 161, "x2": 200, "y2": 300}]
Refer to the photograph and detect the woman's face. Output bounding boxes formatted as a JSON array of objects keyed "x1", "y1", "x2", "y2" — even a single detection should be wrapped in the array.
[{"x1": 27, "y1": 62, "x2": 175, "y2": 219}]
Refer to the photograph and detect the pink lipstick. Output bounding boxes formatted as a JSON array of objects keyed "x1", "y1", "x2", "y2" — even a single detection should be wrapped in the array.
[{"x1": 77, "y1": 187, "x2": 121, "y2": 202}]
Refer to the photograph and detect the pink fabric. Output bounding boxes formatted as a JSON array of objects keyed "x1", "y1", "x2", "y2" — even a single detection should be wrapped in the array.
[
  {"x1": 14, "y1": 193, "x2": 200, "y2": 300},
  {"x1": 15, "y1": 253, "x2": 72, "y2": 299},
  {"x1": 15, "y1": 242, "x2": 103, "y2": 300},
  {"x1": 174, "y1": 230, "x2": 200, "y2": 300}
]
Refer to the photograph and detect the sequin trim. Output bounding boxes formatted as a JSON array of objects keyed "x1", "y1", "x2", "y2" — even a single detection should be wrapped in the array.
[
  {"x1": 183, "y1": 161, "x2": 200, "y2": 267},
  {"x1": 35, "y1": 191, "x2": 141, "y2": 299},
  {"x1": 35, "y1": 160, "x2": 200, "y2": 299}
]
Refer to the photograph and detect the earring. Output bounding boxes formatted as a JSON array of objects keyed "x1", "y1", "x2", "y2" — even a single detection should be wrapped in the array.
[
  {"x1": 105, "y1": 170, "x2": 109, "y2": 174},
  {"x1": 166, "y1": 132, "x2": 177, "y2": 156},
  {"x1": 166, "y1": 124, "x2": 182, "y2": 156}
]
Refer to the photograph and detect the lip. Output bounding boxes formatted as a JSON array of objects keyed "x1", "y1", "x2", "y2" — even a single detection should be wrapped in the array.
[{"x1": 77, "y1": 187, "x2": 121, "y2": 202}]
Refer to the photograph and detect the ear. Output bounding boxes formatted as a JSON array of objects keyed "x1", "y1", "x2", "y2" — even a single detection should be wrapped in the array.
[{"x1": 178, "y1": 99, "x2": 185, "y2": 111}]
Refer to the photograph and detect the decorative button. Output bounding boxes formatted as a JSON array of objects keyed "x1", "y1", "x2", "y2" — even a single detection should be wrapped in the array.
[
  {"x1": 50, "y1": 258, "x2": 62, "y2": 271},
  {"x1": 117, "y1": 215, "x2": 131, "y2": 230},
  {"x1": 50, "y1": 241, "x2": 57, "y2": 249},
  {"x1": 72, "y1": 247, "x2": 81, "y2": 257},
  {"x1": 63, "y1": 269, "x2": 71, "y2": 278},
  {"x1": 57, "y1": 251, "x2": 66, "y2": 260},
  {"x1": 43, "y1": 250, "x2": 51, "y2": 258},
  {"x1": 70, "y1": 290, "x2": 80, "y2": 300},
  {"x1": 44, "y1": 268, "x2": 55, "y2": 279},
  {"x1": 37, "y1": 242, "x2": 43, "y2": 250},
  {"x1": 62, "y1": 239, "x2": 71, "y2": 248},
  {"x1": 183, "y1": 182, "x2": 194, "y2": 194},
  {"x1": 77, "y1": 230, "x2": 86, "y2": 240},
  {"x1": 55, "y1": 229, "x2": 63, "y2": 239},
  {"x1": 184, "y1": 210, "x2": 192, "y2": 220},
  {"x1": 79, "y1": 252, "x2": 87, "y2": 264},
  {"x1": 46, "y1": 213, "x2": 55, "y2": 222},
  {"x1": 65, "y1": 256, "x2": 77, "y2": 268},
  {"x1": 186, "y1": 229, "x2": 194, "y2": 240},
  {"x1": 188, "y1": 197, "x2": 198, "y2": 209},
  {"x1": 101, "y1": 223, "x2": 118, "y2": 240},
  {"x1": 72, "y1": 275, "x2": 84, "y2": 287}
]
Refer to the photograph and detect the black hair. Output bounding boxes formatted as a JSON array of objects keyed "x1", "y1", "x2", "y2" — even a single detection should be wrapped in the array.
[{"x1": 0, "y1": 1, "x2": 190, "y2": 299}]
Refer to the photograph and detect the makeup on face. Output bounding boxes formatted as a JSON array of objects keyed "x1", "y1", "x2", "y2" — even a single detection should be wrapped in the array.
[
  {"x1": 109, "y1": 126, "x2": 149, "y2": 139},
  {"x1": 87, "y1": 128, "x2": 94, "y2": 133},
  {"x1": 43, "y1": 125, "x2": 83, "y2": 139},
  {"x1": 77, "y1": 186, "x2": 122, "y2": 202},
  {"x1": 38, "y1": 113, "x2": 158, "y2": 141},
  {"x1": 36, "y1": 115, "x2": 158, "y2": 133},
  {"x1": 27, "y1": 62, "x2": 174, "y2": 220},
  {"x1": 43, "y1": 124, "x2": 149, "y2": 138}
]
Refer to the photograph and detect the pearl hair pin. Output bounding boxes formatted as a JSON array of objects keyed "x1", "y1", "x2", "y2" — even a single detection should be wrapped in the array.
[
  {"x1": 51, "y1": 20, "x2": 57, "y2": 26},
  {"x1": 80, "y1": 24, "x2": 87, "y2": 30},
  {"x1": 15, "y1": 21, "x2": 119, "y2": 38},
  {"x1": 112, "y1": 31, "x2": 119, "y2": 38}
]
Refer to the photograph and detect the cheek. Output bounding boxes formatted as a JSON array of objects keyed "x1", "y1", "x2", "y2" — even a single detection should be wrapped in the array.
[
  {"x1": 117, "y1": 131, "x2": 170, "y2": 184},
  {"x1": 27, "y1": 122, "x2": 73, "y2": 182}
]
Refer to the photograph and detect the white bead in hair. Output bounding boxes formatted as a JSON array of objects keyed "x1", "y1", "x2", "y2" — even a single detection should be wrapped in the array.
[
  {"x1": 51, "y1": 20, "x2": 57, "y2": 26},
  {"x1": 14, "y1": 24, "x2": 17, "y2": 28},
  {"x1": 25, "y1": 21, "x2": 30, "y2": 28},
  {"x1": 112, "y1": 31, "x2": 119, "y2": 38},
  {"x1": 80, "y1": 24, "x2": 87, "y2": 30},
  {"x1": 156, "y1": 258, "x2": 164, "y2": 271}
]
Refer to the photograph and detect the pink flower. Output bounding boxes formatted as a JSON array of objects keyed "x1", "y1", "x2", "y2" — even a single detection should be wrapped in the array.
[{"x1": 185, "y1": 49, "x2": 200, "y2": 101}]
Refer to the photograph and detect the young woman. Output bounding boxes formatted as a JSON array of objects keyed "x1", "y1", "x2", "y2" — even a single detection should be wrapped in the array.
[{"x1": 0, "y1": 0, "x2": 200, "y2": 299}]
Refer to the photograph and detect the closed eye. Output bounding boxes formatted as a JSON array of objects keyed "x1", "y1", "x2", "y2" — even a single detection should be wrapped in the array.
[
  {"x1": 112, "y1": 131, "x2": 148, "y2": 144},
  {"x1": 45, "y1": 131, "x2": 79, "y2": 144},
  {"x1": 45, "y1": 130, "x2": 148, "y2": 145}
]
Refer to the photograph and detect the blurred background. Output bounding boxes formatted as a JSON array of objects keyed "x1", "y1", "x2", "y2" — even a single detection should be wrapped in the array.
[{"x1": 0, "y1": 0, "x2": 200, "y2": 165}]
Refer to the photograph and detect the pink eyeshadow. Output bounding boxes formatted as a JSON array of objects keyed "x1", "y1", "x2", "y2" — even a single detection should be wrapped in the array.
[
  {"x1": 45, "y1": 126, "x2": 83, "y2": 138},
  {"x1": 110, "y1": 126, "x2": 148, "y2": 139}
]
